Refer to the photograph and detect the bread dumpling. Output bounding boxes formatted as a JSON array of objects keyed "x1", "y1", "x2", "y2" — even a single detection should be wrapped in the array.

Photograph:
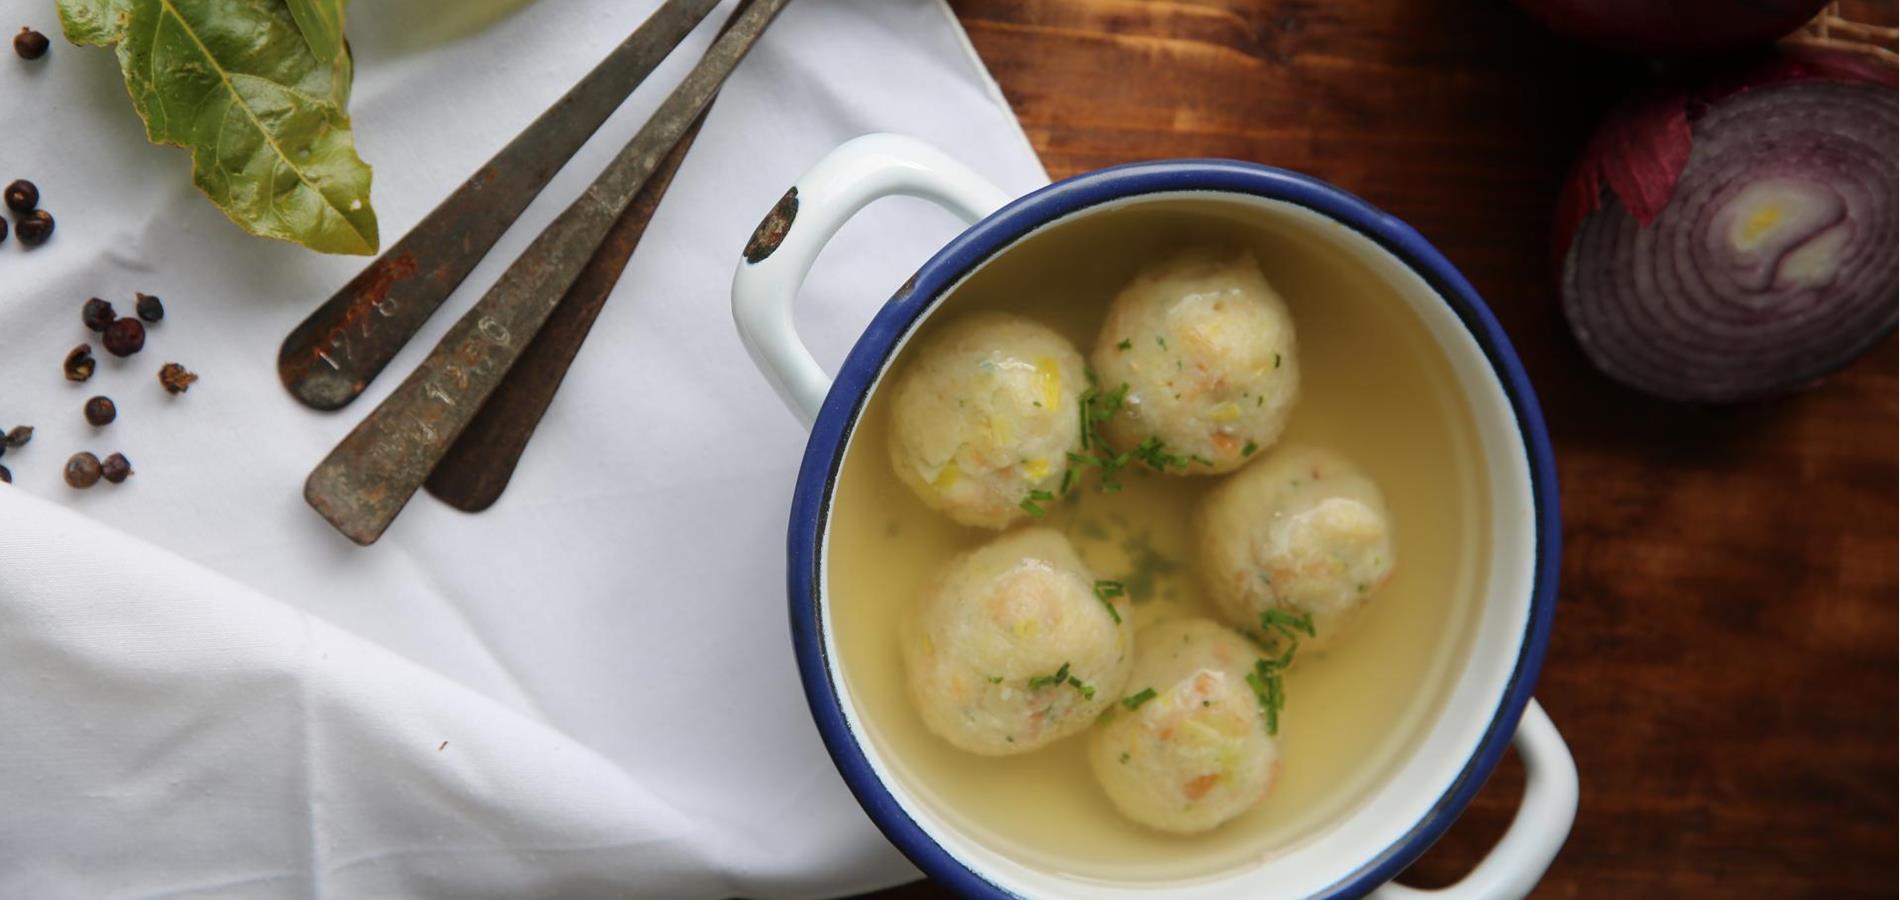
[
  {"x1": 902, "y1": 528, "x2": 1133, "y2": 755},
  {"x1": 1197, "y1": 445, "x2": 1395, "y2": 650},
  {"x1": 1089, "y1": 618, "x2": 1280, "y2": 833},
  {"x1": 1090, "y1": 249, "x2": 1299, "y2": 475},
  {"x1": 888, "y1": 313, "x2": 1088, "y2": 529}
]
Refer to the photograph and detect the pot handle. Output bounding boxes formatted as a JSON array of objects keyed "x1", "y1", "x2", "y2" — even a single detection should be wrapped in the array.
[
  {"x1": 1372, "y1": 700, "x2": 1578, "y2": 900},
  {"x1": 732, "y1": 133, "x2": 1013, "y2": 426}
]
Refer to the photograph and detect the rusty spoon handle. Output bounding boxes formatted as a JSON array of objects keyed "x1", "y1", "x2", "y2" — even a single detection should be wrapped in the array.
[
  {"x1": 304, "y1": 0, "x2": 790, "y2": 546},
  {"x1": 423, "y1": 91, "x2": 716, "y2": 513},
  {"x1": 277, "y1": 0, "x2": 720, "y2": 412}
]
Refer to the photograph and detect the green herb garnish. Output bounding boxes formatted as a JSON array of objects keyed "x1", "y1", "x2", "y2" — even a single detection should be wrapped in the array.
[
  {"x1": 1019, "y1": 488, "x2": 1056, "y2": 517},
  {"x1": 1092, "y1": 580, "x2": 1125, "y2": 624},
  {"x1": 1242, "y1": 439, "x2": 1259, "y2": 457},
  {"x1": 986, "y1": 675, "x2": 1003, "y2": 684},
  {"x1": 1117, "y1": 338, "x2": 1132, "y2": 351},
  {"x1": 1067, "y1": 676, "x2": 1096, "y2": 700},
  {"x1": 1246, "y1": 656, "x2": 1291, "y2": 735},
  {"x1": 1273, "y1": 353, "x2": 1282, "y2": 369},
  {"x1": 1061, "y1": 371, "x2": 1138, "y2": 494},
  {"x1": 1155, "y1": 335, "x2": 1167, "y2": 350},
  {"x1": 1260, "y1": 608, "x2": 1317, "y2": 640},
  {"x1": 1121, "y1": 687, "x2": 1157, "y2": 710},
  {"x1": 1028, "y1": 662, "x2": 1072, "y2": 690},
  {"x1": 1244, "y1": 613, "x2": 1313, "y2": 735}
]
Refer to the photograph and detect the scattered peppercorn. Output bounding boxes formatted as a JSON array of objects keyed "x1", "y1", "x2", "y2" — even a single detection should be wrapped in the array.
[
  {"x1": 4, "y1": 179, "x2": 38, "y2": 213},
  {"x1": 0, "y1": 464, "x2": 10, "y2": 484},
  {"x1": 158, "y1": 362, "x2": 197, "y2": 394},
  {"x1": 13, "y1": 27, "x2": 48, "y2": 60},
  {"x1": 63, "y1": 344, "x2": 96, "y2": 382},
  {"x1": 83, "y1": 396, "x2": 116, "y2": 426},
  {"x1": 15, "y1": 209, "x2": 53, "y2": 246},
  {"x1": 135, "y1": 292, "x2": 165, "y2": 323},
  {"x1": 103, "y1": 317, "x2": 145, "y2": 357},
  {"x1": 81, "y1": 297, "x2": 116, "y2": 332},
  {"x1": 0, "y1": 216, "x2": 8, "y2": 245},
  {"x1": 5, "y1": 425, "x2": 32, "y2": 448},
  {"x1": 64, "y1": 451, "x2": 101, "y2": 489},
  {"x1": 100, "y1": 452, "x2": 133, "y2": 484}
]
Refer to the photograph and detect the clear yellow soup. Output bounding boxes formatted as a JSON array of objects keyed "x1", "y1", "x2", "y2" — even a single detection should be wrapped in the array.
[{"x1": 826, "y1": 198, "x2": 1488, "y2": 883}]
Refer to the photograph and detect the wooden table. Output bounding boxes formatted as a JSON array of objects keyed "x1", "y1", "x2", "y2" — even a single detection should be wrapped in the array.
[{"x1": 862, "y1": 1, "x2": 1899, "y2": 896}]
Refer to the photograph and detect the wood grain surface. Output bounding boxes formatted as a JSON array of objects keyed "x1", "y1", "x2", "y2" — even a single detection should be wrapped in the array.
[{"x1": 853, "y1": 1, "x2": 1899, "y2": 897}]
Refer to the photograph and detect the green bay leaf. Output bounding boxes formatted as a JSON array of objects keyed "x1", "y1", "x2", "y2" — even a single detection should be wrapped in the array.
[
  {"x1": 57, "y1": 0, "x2": 130, "y2": 45},
  {"x1": 284, "y1": 0, "x2": 350, "y2": 106},
  {"x1": 57, "y1": 0, "x2": 377, "y2": 255}
]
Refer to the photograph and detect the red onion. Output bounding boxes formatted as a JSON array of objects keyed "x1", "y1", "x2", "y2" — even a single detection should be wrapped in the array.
[
  {"x1": 1511, "y1": 0, "x2": 1829, "y2": 55},
  {"x1": 1557, "y1": 51, "x2": 1898, "y2": 403}
]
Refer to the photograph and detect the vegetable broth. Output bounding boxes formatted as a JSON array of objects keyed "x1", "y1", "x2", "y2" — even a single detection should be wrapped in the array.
[{"x1": 826, "y1": 199, "x2": 1489, "y2": 883}]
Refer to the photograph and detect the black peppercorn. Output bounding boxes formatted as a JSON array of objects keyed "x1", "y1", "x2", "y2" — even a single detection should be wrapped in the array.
[
  {"x1": 158, "y1": 362, "x2": 198, "y2": 394},
  {"x1": 81, "y1": 297, "x2": 116, "y2": 333},
  {"x1": 0, "y1": 464, "x2": 10, "y2": 484},
  {"x1": 4, "y1": 179, "x2": 38, "y2": 213},
  {"x1": 103, "y1": 317, "x2": 145, "y2": 357},
  {"x1": 5, "y1": 424, "x2": 32, "y2": 448},
  {"x1": 83, "y1": 396, "x2": 116, "y2": 426},
  {"x1": 135, "y1": 292, "x2": 165, "y2": 323},
  {"x1": 15, "y1": 209, "x2": 53, "y2": 246},
  {"x1": 64, "y1": 451, "x2": 101, "y2": 489},
  {"x1": 13, "y1": 28, "x2": 48, "y2": 60},
  {"x1": 63, "y1": 344, "x2": 95, "y2": 382},
  {"x1": 0, "y1": 216, "x2": 8, "y2": 245},
  {"x1": 101, "y1": 452, "x2": 133, "y2": 484}
]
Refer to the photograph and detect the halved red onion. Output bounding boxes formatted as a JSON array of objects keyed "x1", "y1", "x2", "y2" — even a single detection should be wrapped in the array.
[
  {"x1": 1558, "y1": 54, "x2": 1898, "y2": 403},
  {"x1": 1511, "y1": 0, "x2": 1829, "y2": 56}
]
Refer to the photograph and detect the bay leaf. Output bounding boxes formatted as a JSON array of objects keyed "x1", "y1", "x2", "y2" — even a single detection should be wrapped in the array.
[
  {"x1": 285, "y1": 0, "x2": 351, "y2": 106},
  {"x1": 56, "y1": 0, "x2": 129, "y2": 46},
  {"x1": 57, "y1": 0, "x2": 378, "y2": 255}
]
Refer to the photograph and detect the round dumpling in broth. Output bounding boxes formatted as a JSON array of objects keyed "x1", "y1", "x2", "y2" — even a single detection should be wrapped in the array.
[
  {"x1": 888, "y1": 312, "x2": 1087, "y2": 529},
  {"x1": 1197, "y1": 445, "x2": 1396, "y2": 651},
  {"x1": 1090, "y1": 248, "x2": 1299, "y2": 475},
  {"x1": 902, "y1": 527, "x2": 1133, "y2": 756},
  {"x1": 1089, "y1": 618, "x2": 1279, "y2": 834}
]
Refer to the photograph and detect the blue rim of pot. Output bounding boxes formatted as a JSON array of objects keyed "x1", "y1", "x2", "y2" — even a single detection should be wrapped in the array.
[{"x1": 781, "y1": 159, "x2": 1561, "y2": 899}]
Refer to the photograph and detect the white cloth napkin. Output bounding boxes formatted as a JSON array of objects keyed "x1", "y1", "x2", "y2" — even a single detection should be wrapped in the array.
[{"x1": 0, "y1": 1, "x2": 1047, "y2": 896}]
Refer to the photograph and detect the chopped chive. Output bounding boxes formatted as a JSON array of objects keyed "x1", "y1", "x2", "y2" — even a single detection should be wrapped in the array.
[
  {"x1": 1020, "y1": 496, "x2": 1045, "y2": 517},
  {"x1": 1028, "y1": 662, "x2": 1072, "y2": 690},
  {"x1": 1155, "y1": 335, "x2": 1167, "y2": 350},
  {"x1": 1261, "y1": 608, "x2": 1316, "y2": 639},
  {"x1": 1059, "y1": 467, "x2": 1077, "y2": 495},
  {"x1": 1067, "y1": 675, "x2": 1095, "y2": 700},
  {"x1": 1121, "y1": 687, "x2": 1157, "y2": 710},
  {"x1": 1119, "y1": 752, "x2": 1131, "y2": 764},
  {"x1": 1273, "y1": 353, "x2": 1282, "y2": 369},
  {"x1": 986, "y1": 675, "x2": 1003, "y2": 684},
  {"x1": 1092, "y1": 580, "x2": 1126, "y2": 624},
  {"x1": 1117, "y1": 338, "x2": 1132, "y2": 351},
  {"x1": 1242, "y1": 439, "x2": 1259, "y2": 457}
]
